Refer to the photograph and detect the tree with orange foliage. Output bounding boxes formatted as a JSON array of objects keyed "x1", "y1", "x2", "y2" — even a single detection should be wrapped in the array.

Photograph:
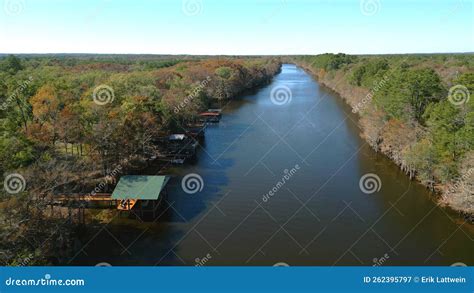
[{"x1": 29, "y1": 84, "x2": 60, "y2": 144}]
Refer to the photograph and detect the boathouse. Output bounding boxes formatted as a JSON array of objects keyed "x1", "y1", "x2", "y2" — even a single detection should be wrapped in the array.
[
  {"x1": 166, "y1": 134, "x2": 199, "y2": 161},
  {"x1": 199, "y1": 111, "x2": 221, "y2": 123},
  {"x1": 185, "y1": 122, "x2": 206, "y2": 139},
  {"x1": 111, "y1": 175, "x2": 170, "y2": 218}
]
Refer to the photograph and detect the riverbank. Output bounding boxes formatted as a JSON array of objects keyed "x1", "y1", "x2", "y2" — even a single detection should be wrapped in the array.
[
  {"x1": 295, "y1": 56, "x2": 473, "y2": 222},
  {"x1": 0, "y1": 56, "x2": 282, "y2": 265},
  {"x1": 70, "y1": 64, "x2": 474, "y2": 266},
  {"x1": 80, "y1": 61, "x2": 283, "y2": 193}
]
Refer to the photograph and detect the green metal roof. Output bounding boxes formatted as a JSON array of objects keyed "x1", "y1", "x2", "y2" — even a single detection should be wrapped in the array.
[{"x1": 111, "y1": 175, "x2": 170, "y2": 200}]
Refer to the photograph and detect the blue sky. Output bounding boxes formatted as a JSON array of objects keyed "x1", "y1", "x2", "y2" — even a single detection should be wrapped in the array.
[{"x1": 0, "y1": 0, "x2": 472, "y2": 55}]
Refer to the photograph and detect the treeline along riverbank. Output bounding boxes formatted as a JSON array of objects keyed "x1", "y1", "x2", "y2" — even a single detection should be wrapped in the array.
[
  {"x1": 295, "y1": 53, "x2": 474, "y2": 221},
  {"x1": 0, "y1": 55, "x2": 281, "y2": 265}
]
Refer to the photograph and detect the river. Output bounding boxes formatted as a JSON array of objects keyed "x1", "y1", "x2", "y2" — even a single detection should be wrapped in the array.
[{"x1": 73, "y1": 64, "x2": 474, "y2": 266}]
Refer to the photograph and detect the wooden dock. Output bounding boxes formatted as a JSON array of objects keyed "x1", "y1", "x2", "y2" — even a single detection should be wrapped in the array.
[
  {"x1": 52, "y1": 176, "x2": 170, "y2": 219},
  {"x1": 199, "y1": 111, "x2": 221, "y2": 123},
  {"x1": 54, "y1": 193, "x2": 113, "y2": 202}
]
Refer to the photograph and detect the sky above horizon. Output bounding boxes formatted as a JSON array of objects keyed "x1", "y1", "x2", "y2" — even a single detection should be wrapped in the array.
[{"x1": 0, "y1": 0, "x2": 473, "y2": 55}]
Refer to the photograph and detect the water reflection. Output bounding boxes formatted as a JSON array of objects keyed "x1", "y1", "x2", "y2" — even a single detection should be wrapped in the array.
[{"x1": 72, "y1": 64, "x2": 473, "y2": 266}]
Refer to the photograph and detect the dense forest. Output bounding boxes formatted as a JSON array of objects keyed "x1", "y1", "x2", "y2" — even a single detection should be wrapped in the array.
[
  {"x1": 0, "y1": 54, "x2": 281, "y2": 265},
  {"x1": 296, "y1": 53, "x2": 474, "y2": 217}
]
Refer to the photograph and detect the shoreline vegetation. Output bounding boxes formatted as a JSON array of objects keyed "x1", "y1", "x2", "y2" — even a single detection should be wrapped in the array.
[
  {"x1": 294, "y1": 54, "x2": 473, "y2": 221},
  {"x1": 0, "y1": 55, "x2": 281, "y2": 265},
  {"x1": 1, "y1": 53, "x2": 473, "y2": 265}
]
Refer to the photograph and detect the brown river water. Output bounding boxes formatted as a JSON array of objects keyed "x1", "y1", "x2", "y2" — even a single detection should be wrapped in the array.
[{"x1": 72, "y1": 64, "x2": 473, "y2": 266}]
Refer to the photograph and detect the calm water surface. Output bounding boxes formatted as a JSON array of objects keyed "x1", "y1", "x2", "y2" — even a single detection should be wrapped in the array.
[{"x1": 74, "y1": 64, "x2": 474, "y2": 266}]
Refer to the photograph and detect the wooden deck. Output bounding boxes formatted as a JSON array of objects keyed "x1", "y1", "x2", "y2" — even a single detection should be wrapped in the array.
[
  {"x1": 54, "y1": 193, "x2": 114, "y2": 201},
  {"x1": 52, "y1": 176, "x2": 170, "y2": 217},
  {"x1": 53, "y1": 193, "x2": 148, "y2": 211}
]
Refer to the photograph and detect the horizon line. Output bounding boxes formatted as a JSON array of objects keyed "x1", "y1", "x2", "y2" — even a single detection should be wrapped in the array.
[{"x1": 1, "y1": 51, "x2": 473, "y2": 57}]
